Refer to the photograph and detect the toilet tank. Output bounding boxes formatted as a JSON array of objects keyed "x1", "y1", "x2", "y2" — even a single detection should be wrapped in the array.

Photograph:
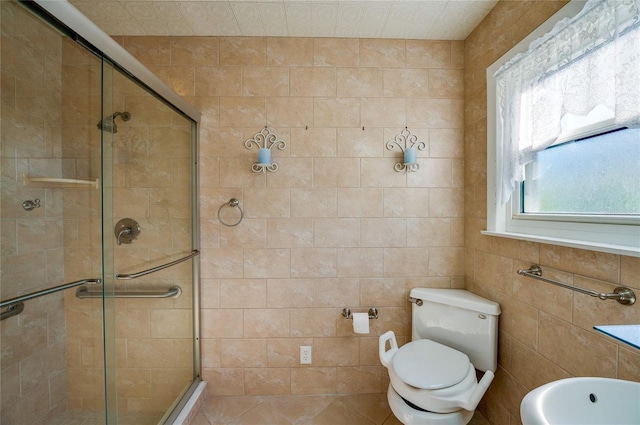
[{"x1": 410, "y1": 288, "x2": 501, "y2": 372}]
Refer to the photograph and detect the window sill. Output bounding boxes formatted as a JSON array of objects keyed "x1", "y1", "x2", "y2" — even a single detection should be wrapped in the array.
[{"x1": 481, "y1": 230, "x2": 640, "y2": 258}]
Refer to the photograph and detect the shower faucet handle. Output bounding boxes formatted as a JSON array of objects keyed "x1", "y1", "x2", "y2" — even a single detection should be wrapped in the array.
[
  {"x1": 114, "y1": 218, "x2": 141, "y2": 245},
  {"x1": 117, "y1": 227, "x2": 132, "y2": 245}
]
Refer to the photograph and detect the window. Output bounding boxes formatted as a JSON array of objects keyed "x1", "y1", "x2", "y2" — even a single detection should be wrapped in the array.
[
  {"x1": 523, "y1": 128, "x2": 640, "y2": 216},
  {"x1": 486, "y1": 0, "x2": 640, "y2": 256}
]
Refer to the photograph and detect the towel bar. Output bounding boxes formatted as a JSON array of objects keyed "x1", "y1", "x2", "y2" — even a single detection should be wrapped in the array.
[{"x1": 517, "y1": 265, "x2": 635, "y2": 305}]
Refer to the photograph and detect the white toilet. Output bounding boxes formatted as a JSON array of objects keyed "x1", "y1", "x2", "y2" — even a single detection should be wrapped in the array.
[{"x1": 379, "y1": 288, "x2": 501, "y2": 425}]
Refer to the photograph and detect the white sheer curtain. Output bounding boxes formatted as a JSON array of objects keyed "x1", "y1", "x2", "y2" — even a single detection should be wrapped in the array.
[{"x1": 494, "y1": 0, "x2": 640, "y2": 204}]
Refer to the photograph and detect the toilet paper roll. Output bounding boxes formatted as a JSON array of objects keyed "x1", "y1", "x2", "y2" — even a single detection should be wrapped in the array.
[{"x1": 352, "y1": 312, "x2": 369, "y2": 334}]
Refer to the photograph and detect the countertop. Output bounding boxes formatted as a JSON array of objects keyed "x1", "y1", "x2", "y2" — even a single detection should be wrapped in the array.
[{"x1": 594, "y1": 324, "x2": 640, "y2": 350}]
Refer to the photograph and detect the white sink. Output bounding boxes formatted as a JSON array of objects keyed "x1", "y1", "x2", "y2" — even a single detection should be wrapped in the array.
[{"x1": 521, "y1": 377, "x2": 640, "y2": 425}]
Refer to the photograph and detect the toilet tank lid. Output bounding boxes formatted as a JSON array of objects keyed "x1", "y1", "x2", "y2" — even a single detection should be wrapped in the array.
[{"x1": 410, "y1": 288, "x2": 501, "y2": 316}]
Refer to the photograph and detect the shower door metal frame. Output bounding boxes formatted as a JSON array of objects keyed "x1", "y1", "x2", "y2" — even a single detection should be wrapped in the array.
[{"x1": 162, "y1": 118, "x2": 201, "y2": 425}]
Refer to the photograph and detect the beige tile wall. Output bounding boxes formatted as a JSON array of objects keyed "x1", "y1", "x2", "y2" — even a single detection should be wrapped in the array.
[
  {"x1": 464, "y1": 1, "x2": 640, "y2": 424},
  {"x1": 120, "y1": 35, "x2": 466, "y2": 396},
  {"x1": 117, "y1": 0, "x2": 640, "y2": 414}
]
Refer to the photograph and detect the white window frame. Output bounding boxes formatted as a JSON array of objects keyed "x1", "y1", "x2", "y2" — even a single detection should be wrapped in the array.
[{"x1": 485, "y1": 0, "x2": 640, "y2": 258}]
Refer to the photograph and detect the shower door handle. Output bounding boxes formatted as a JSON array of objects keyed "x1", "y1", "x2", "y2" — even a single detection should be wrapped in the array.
[
  {"x1": 1, "y1": 278, "x2": 102, "y2": 321},
  {"x1": 116, "y1": 250, "x2": 199, "y2": 280}
]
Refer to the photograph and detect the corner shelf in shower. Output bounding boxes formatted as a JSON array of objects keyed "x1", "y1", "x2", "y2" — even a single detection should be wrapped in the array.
[{"x1": 23, "y1": 174, "x2": 99, "y2": 189}]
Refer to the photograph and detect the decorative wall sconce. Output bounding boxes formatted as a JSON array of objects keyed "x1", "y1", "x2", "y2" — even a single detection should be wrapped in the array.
[
  {"x1": 245, "y1": 127, "x2": 287, "y2": 173},
  {"x1": 386, "y1": 127, "x2": 426, "y2": 173}
]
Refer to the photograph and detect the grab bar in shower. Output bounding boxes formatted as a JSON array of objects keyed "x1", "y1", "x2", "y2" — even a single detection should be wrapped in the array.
[
  {"x1": 517, "y1": 265, "x2": 636, "y2": 305},
  {"x1": 76, "y1": 285, "x2": 182, "y2": 299},
  {"x1": 0, "y1": 278, "x2": 102, "y2": 321},
  {"x1": 116, "y1": 250, "x2": 199, "y2": 280}
]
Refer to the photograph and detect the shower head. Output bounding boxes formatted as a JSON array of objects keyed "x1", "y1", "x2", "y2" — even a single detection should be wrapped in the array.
[{"x1": 97, "y1": 111, "x2": 131, "y2": 133}]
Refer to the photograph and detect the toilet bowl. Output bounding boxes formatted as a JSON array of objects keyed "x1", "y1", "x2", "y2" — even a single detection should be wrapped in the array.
[
  {"x1": 380, "y1": 289, "x2": 501, "y2": 425},
  {"x1": 386, "y1": 385, "x2": 473, "y2": 425}
]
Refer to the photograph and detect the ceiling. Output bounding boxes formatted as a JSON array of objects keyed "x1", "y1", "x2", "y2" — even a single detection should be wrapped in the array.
[{"x1": 68, "y1": 1, "x2": 498, "y2": 40}]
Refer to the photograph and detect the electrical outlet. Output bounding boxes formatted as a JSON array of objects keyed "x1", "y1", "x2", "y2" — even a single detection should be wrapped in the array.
[{"x1": 300, "y1": 346, "x2": 312, "y2": 364}]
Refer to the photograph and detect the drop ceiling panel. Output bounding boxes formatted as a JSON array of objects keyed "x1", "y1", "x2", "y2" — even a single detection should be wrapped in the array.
[{"x1": 68, "y1": 0, "x2": 498, "y2": 40}]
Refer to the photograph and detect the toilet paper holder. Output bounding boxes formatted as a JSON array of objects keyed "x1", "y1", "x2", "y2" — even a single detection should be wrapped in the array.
[{"x1": 342, "y1": 307, "x2": 378, "y2": 320}]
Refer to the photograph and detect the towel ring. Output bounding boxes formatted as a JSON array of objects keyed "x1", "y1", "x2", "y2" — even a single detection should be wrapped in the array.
[{"x1": 217, "y1": 198, "x2": 243, "y2": 227}]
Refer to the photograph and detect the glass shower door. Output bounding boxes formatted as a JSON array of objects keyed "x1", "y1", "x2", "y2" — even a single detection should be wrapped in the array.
[
  {"x1": 102, "y1": 64, "x2": 197, "y2": 424},
  {"x1": 1, "y1": 3, "x2": 199, "y2": 423},
  {"x1": 1, "y1": 1, "x2": 106, "y2": 422}
]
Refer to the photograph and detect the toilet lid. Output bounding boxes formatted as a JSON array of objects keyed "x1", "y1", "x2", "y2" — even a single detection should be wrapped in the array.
[{"x1": 392, "y1": 339, "x2": 470, "y2": 390}]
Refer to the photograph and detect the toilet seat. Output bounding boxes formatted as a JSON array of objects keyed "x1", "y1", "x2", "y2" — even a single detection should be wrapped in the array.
[
  {"x1": 392, "y1": 339, "x2": 470, "y2": 390},
  {"x1": 380, "y1": 330, "x2": 495, "y2": 417},
  {"x1": 388, "y1": 359, "x2": 479, "y2": 413}
]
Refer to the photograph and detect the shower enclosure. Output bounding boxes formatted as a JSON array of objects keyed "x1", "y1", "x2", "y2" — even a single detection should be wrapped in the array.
[{"x1": 0, "y1": 1, "x2": 201, "y2": 424}]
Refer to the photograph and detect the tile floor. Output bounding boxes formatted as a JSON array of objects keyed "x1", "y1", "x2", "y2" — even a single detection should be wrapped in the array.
[{"x1": 189, "y1": 393, "x2": 490, "y2": 425}]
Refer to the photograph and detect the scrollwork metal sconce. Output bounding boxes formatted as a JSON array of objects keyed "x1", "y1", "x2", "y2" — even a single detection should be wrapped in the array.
[
  {"x1": 386, "y1": 127, "x2": 426, "y2": 173},
  {"x1": 245, "y1": 127, "x2": 287, "y2": 173}
]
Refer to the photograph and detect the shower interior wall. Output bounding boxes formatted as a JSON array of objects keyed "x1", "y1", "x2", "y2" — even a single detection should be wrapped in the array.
[{"x1": 1, "y1": 2, "x2": 195, "y2": 422}]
